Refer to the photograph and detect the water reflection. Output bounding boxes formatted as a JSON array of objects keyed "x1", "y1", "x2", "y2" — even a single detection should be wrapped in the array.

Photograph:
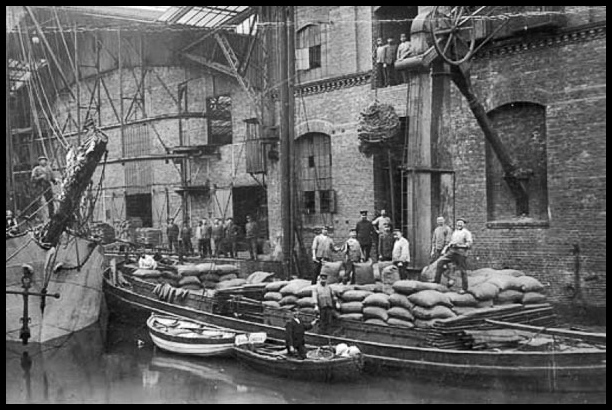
[{"x1": 6, "y1": 320, "x2": 606, "y2": 404}]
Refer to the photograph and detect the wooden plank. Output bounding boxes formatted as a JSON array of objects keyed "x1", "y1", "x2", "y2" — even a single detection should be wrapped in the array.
[{"x1": 486, "y1": 320, "x2": 606, "y2": 345}]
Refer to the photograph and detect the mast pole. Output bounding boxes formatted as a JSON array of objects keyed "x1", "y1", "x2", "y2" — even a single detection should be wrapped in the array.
[{"x1": 6, "y1": 28, "x2": 16, "y2": 212}]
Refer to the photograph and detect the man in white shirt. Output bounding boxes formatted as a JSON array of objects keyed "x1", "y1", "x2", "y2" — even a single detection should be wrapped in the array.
[
  {"x1": 311, "y1": 226, "x2": 336, "y2": 285},
  {"x1": 435, "y1": 218, "x2": 473, "y2": 293},
  {"x1": 396, "y1": 33, "x2": 413, "y2": 84},
  {"x1": 392, "y1": 229, "x2": 410, "y2": 280}
]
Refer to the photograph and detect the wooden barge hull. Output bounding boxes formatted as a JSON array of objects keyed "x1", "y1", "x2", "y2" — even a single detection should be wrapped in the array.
[{"x1": 103, "y1": 275, "x2": 606, "y2": 392}]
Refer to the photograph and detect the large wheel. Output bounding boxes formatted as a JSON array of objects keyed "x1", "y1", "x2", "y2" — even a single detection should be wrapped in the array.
[{"x1": 430, "y1": 6, "x2": 478, "y2": 66}]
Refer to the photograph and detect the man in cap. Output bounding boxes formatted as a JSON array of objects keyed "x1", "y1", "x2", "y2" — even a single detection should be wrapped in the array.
[
  {"x1": 435, "y1": 218, "x2": 473, "y2": 293},
  {"x1": 312, "y1": 271, "x2": 341, "y2": 335},
  {"x1": 355, "y1": 210, "x2": 377, "y2": 261},
  {"x1": 30, "y1": 155, "x2": 58, "y2": 221},
  {"x1": 285, "y1": 310, "x2": 318, "y2": 360},
  {"x1": 392, "y1": 229, "x2": 411, "y2": 280},
  {"x1": 431, "y1": 216, "x2": 453, "y2": 263},
  {"x1": 311, "y1": 226, "x2": 336, "y2": 285}
]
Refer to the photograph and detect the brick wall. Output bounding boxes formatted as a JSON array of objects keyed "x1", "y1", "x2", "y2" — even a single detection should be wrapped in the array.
[{"x1": 449, "y1": 31, "x2": 606, "y2": 312}]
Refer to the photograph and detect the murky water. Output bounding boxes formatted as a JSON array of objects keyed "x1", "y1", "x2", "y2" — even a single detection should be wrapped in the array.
[{"x1": 6, "y1": 320, "x2": 605, "y2": 404}]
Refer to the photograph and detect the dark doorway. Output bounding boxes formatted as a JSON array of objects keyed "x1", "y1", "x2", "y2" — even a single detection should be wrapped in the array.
[
  {"x1": 126, "y1": 194, "x2": 153, "y2": 228},
  {"x1": 233, "y1": 186, "x2": 269, "y2": 239}
]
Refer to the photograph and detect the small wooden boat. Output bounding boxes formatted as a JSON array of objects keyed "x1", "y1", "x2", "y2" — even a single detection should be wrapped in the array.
[
  {"x1": 146, "y1": 314, "x2": 239, "y2": 357},
  {"x1": 233, "y1": 341, "x2": 364, "y2": 382}
]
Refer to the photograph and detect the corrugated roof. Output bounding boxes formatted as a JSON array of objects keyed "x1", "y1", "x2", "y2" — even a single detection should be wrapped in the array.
[{"x1": 158, "y1": 6, "x2": 252, "y2": 28}]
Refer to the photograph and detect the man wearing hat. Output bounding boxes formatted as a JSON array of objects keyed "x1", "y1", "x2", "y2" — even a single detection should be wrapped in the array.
[
  {"x1": 311, "y1": 226, "x2": 336, "y2": 285},
  {"x1": 435, "y1": 218, "x2": 473, "y2": 293},
  {"x1": 312, "y1": 270, "x2": 340, "y2": 335},
  {"x1": 355, "y1": 210, "x2": 377, "y2": 261},
  {"x1": 30, "y1": 155, "x2": 58, "y2": 220},
  {"x1": 392, "y1": 229, "x2": 411, "y2": 280},
  {"x1": 431, "y1": 216, "x2": 453, "y2": 263}
]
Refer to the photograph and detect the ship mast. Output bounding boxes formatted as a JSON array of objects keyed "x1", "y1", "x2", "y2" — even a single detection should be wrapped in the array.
[{"x1": 6, "y1": 20, "x2": 16, "y2": 212}]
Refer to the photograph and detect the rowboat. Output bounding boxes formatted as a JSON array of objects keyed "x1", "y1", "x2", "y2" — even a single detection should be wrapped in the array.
[
  {"x1": 146, "y1": 314, "x2": 239, "y2": 357},
  {"x1": 233, "y1": 341, "x2": 363, "y2": 383},
  {"x1": 103, "y1": 271, "x2": 606, "y2": 393}
]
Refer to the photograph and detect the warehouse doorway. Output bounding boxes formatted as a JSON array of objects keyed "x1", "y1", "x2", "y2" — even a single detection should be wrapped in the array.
[{"x1": 233, "y1": 186, "x2": 269, "y2": 240}]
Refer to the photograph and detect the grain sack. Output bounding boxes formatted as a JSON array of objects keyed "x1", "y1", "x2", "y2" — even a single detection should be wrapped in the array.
[
  {"x1": 469, "y1": 282, "x2": 501, "y2": 301},
  {"x1": 264, "y1": 292, "x2": 283, "y2": 302},
  {"x1": 340, "y1": 302, "x2": 364, "y2": 314},
  {"x1": 280, "y1": 279, "x2": 312, "y2": 296},
  {"x1": 495, "y1": 290, "x2": 525, "y2": 304},
  {"x1": 215, "y1": 279, "x2": 247, "y2": 290},
  {"x1": 453, "y1": 306, "x2": 478, "y2": 317},
  {"x1": 412, "y1": 305, "x2": 456, "y2": 321},
  {"x1": 498, "y1": 269, "x2": 526, "y2": 277},
  {"x1": 162, "y1": 271, "x2": 182, "y2": 281},
  {"x1": 476, "y1": 299, "x2": 494, "y2": 309},
  {"x1": 355, "y1": 283, "x2": 383, "y2": 293},
  {"x1": 516, "y1": 276, "x2": 545, "y2": 293},
  {"x1": 377, "y1": 261, "x2": 394, "y2": 273},
  {"x1": 363, "y1": 294, "x2": 391, "y2": 309},
  {"x1": 339, "y1": 314, "x2": 364, "y2": 322},
  {"x1": 179, "y1": 276, "x2": 202, "y2": 288},
  {"x1": 196, "y1": 263, "x2": 217, "y2": 274},
  {"x1": 297, "y1": 285, "x2": 316, "y2": 299},
  {"x1": 216, "y1": 264, "x2": 240, "y2": 274},
  {"x1": 132, "y1": 269, "x2": 162, "y2": 279},
  {"x1": 420, "y1": 262, "x2": 438, "y2": 283},
  {"x1": 299, "y1": 307, "x2": 316, "y2": 316},
  {"x1": 388, "y1": 318, "x2": 415, "y2": 329},
  {"x1": 161, "y1": 279, "x2": 180, "y2": 288},
  {"x1": 393, "y1": 280, "x2": 448, "y2": 296},
  {"x1": 387, "y1": 307, "x2": 414, "y2": 322},
  {"x1": 486, "y1": 274, "x2": 523, "y2": 292},
  {"x1": 363, "y1": 306, "x2": 389, "y2": 322},
  {"x1": 341, "y1": 290, "x2": 373, "y2": 303},
  {"x1": 321, "y1": 261, "x2": 343, "y2": 284},
  {"x1": 203, "y1": 282, "x2": 218, "y2": 290},
  {"x1": 219, "y1": 273, "x2": 239, "y2": 282},
  {"x1": 381, "y1": 265, "x2": 401, "y2": 286},
  {"x1": 265, "y1": 281, "x2": 289, "y2": 293},
  {"x1": 389, "y1": 294, "x2": 414, "y2": 311},
  {"x1": 297, "y1": 297, "x2": 316, "y2": 308},
  {"x1": 447, "y1": 292, "x2": 479, "y2": 307},
  {"x1": 408, "y1": 290, "x2": 452, "y2": 308},
  {"x1": 263, "y1": 301, "x2": 281, "y2": 309},
  {"x1": 522, "y1": 292, "x2": 547, "y2": 305},
  {"x1": 471, "y1": 268, "x2": 499, "y2": 278},
  {"x1": 414, "y1": 319, "x2": 442, "y2": 329},
  {"x1": 201, "y1": 273, "x2": 220, "y2": 283},
  {"x1": 354, "y1": 261, "x2": 376, "y2": 285},
  {"x1": 330, "y1": 283, "x2": 350, "y2": 297},
  {"x1": 279, "y1": 295, "x2": 299, "y2": 306},
  {"x1": 246, "y1": 271, "x2": 276, "y2": 285},
  {"x1": 178, "y1": 265, "x2": 201, "y2": 277},
  {"x1": 365, "y1": 319, "x2": 389, "y2": 327}
]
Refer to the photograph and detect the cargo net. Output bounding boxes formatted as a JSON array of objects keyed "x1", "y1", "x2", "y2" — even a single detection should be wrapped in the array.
[{"x1": 357, "y1": 102, "x2": 401, "y2": 158}]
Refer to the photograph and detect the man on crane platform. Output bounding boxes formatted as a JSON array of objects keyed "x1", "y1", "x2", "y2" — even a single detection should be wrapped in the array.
[{"x1": 30, "y1": 155, "x2": 58, "y2": 222}]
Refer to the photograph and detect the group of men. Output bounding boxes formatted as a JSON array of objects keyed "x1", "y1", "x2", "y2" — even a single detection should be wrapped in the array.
[
  {"x1": 375, "y1": 33, "x2": 413, "y2": 88},
  {"x1": 311, "y1": 210, "x2": 474, "y2": 292},
  {"x1": 166, "y1": 215, "x2": 259, "y2": 260}
]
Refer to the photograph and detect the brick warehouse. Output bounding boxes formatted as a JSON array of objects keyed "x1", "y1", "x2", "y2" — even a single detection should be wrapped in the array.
[
  {"x1": 285, "y1": 6, "x2": 606, "y2": 321},
  {"x1": 7, "y1": 7, "x2": 606, "y2": 321}
]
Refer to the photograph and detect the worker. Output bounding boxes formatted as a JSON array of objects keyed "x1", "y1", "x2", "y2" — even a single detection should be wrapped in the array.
[
  {"x1": 435, "y1": 218, "x2": 473, "y2": 294},
  {"x1": 392, "y1": 229, "x2": 411, "y2": 280},
  {"x1": 338, "y1": 229, "x2": 364, "y2": 285},
  {"x1": 431, "y1": 216, "x2": 453, "y2": 263},
  {"x1": 245, "y1": 215, "x2": 259, "y2": 261},
  {"x1": 30, "y1": 155, "x2": 58, "y2": 221},
  {"x1": 312, "y1": 271, "x2": 341, "y2": 335},
  {"x1": 6, "y1": 210, "x2": 19, "y2": 237},
  {"x1": 356, "y1": 210, "x2": 377, "y2": 261},
  {"x1": 311, "y1": 226, "x2": 336, "y2": 285},
  {"x1": 285, "y1": 311, "x2": 318, "y2": 360},
  {"x1": 166, "y1": 219, "x2": 179, "y2": 253}
]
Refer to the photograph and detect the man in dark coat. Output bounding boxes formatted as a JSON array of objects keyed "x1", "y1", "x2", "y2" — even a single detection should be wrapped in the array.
[
  {"x1": 355, "y1": 210, "x2": 377, "y2": 261},
  {"x1": 166, "y1": 219, "x2": 179, "y2": 253},
  {"x1": 285, "y1": 311, "x2": 318, "y2": 360}
]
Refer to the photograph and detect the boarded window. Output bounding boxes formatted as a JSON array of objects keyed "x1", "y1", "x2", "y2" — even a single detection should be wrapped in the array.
[
  {"x1": 207, "y1": 95, "x2": 233, "y2": 146},
  {"x1": 297, "y1": 133, "x2": 335, "y2": 223},
  {"x1": 486, "y1": 103, "x2": 549, "y2": 222},
  {"x1": 123, "y1": 123, "x2": 153, "y2": 196},
  {"x1": 245, "y1": 119, "x2": 266, "y2": 174},
  {"x1": 297, "y1": 25, "x2": 322, "y2": 71}
]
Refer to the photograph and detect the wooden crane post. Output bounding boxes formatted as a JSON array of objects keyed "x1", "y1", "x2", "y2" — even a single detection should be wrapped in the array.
[{"x1": 402, "y1": 7, "x2": 454, "y2": 270}]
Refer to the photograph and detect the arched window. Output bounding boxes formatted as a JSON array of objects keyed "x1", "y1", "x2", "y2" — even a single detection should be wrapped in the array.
[
  {"x1": 296, "y1": 133, "x2": 335, "y2": 224},
  {"x1": 486, "y1": 102, "x2": 549, "y2": 222},
  {"x1": 296, "y1": 24, "x2": 322, "y2": 71}
]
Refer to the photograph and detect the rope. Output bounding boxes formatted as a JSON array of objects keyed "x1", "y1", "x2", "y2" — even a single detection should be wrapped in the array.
[{"x1": 5, "y1": 236, "x2": 37, "y2": 264}]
